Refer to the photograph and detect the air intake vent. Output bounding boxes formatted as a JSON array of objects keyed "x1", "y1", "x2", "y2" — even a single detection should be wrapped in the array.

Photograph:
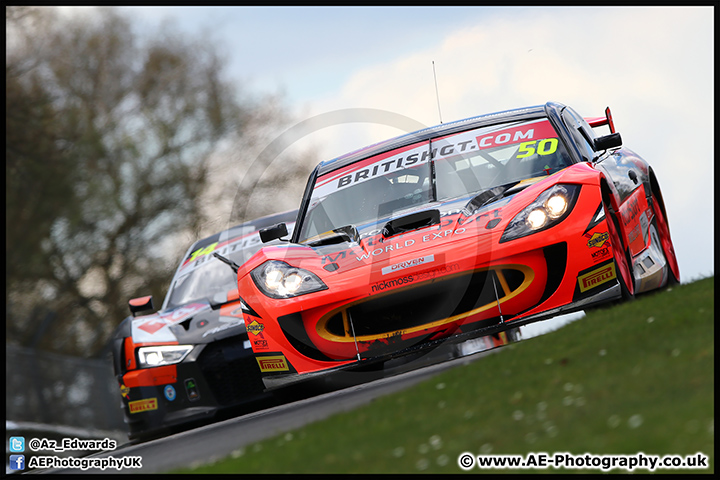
[{"x1": 317, "y1": 265, "x2": 533, "y2": 343}]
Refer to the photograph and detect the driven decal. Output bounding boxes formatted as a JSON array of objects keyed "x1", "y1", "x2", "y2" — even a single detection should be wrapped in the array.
[
  {"x1": 128, "y1": 398, "x2": 158, "y2": 414},
  {"x1": 578, "y1": 263, "x2": 617, "y2": 292},
  {"x1": 257, "y1": 355, "x2": 290, "y2": 372},
  {"x1": 381, "y1": 254, "x2": 435, "y2": 275}
]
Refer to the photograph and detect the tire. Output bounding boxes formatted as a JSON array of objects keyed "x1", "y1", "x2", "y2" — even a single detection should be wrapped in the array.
[
  {"x1": 651, "y1": 195, "x2": 680, "y2": 286},
  {"x1": 603, "y1": 198, "x2": 635, "y2": 301}
]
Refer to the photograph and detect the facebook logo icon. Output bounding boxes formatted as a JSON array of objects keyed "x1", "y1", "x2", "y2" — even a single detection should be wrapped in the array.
[{"x1": 9, "y1": 455, "x2": 25, "y2": 471}]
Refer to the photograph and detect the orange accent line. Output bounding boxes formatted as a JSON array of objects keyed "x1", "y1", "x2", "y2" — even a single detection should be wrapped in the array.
[{"x1": 122, "y1": 365, "x2": 177, "y2": 388}]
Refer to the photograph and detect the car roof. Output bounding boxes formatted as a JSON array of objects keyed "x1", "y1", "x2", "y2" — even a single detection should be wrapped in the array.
[
  {"x1": 187, "y1": 209, "x2": 297, "y2": 253},
  {"x1": 316, "y1": 103, "x2": 559, "y2": 176}
]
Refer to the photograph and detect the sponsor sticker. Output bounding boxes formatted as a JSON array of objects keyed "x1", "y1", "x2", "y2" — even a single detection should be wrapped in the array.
[
  {"x1": 119, "y1": 384, "x2": 130, "y2": 399},
  {"x1": 252, "y1": 338, "x2": 269, "y2": 350},
  {"x1": 590, "y1": 246, "x2": 612, "y2": 263},
  {"x1": 257, "y1": 355, "x2": 290, "y2": 372},
  {"x1": 128, "y1": 398, "x2": 158, "y2": 414},
  {"x1": 372, "y1": 275, "x2": 415, "y2": 293},
  {"x1": 313, "y1": 118, "x2": 554, "y2": 198},
  {"x1": 202, "y1": 319, "x2": 243, "y2": 338},
  {"x1": 247, "y1": 320, "x2": 264, "y2": 336},
  {"x1": 163, "y1": 385, "x2": 176, "y2": 402},
  {"x1": 135, "y1": 303, "x2": 207, "y2": 335},
  {"x1": 586, "y1": 231, "x2": 609, "y2": 248},
  {"x1": 381, "y1": 254, "x2": 435, "y2": 275},
  {"x1": 578, "y1": 263, "x2": 617, "y2": 292},
  {"x1": 185, "y1": 378, "x2": 200, "y2": 401}
]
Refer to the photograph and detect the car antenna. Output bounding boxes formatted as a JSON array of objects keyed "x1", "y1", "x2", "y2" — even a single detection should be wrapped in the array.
[{"x1": 433, "y1": 61, "x2": 443, "y2": 124}]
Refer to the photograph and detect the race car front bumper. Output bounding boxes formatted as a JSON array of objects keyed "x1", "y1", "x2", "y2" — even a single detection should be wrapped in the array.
[{"x1": 118, "y1": 335, "x2": 270, "y2": 439}]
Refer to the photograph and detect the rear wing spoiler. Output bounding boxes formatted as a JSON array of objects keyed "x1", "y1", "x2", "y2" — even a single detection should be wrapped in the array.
[{"x1": 584, "y1": 106, "x2": 616, "y2": 134}]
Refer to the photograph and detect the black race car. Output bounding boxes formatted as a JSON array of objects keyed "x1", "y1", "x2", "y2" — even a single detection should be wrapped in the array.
[{"x1": 111, "y1": 210, "x2": 296, "y2": 440}]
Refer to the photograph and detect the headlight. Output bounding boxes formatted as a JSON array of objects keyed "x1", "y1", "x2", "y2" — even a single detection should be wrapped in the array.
[
  {"x1": 137, "y1": 345, "x2": 193, "y2": 368},
  {"x1": 251, "y1": 260, "x2": 328, "y2": 299},
  {"x1": 500, "y1": 184, "x2": 580, "y2": 243}
]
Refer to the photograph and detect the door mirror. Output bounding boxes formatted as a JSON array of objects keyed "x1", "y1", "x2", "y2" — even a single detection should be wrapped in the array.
[
  {"x1": 128, "y1": 295, "x2": 154, "y2": 317},
  {"x1": 593, "y1": 132, "x2": 622, "y2": 151},
  {"x1": 259, "y1": 223, "x2": 288, "y2": 243}
]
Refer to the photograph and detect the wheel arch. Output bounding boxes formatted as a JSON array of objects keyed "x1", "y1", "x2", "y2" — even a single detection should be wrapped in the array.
[
  {"x1": 599, "y1": 175, "x2": 635, "y2": 298},
  {"x1": 647, "y1": 167, "x2": 670, "y2": 228}
]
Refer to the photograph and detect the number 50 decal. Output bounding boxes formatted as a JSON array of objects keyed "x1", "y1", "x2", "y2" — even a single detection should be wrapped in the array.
[{"x1": 517, "y1": 138, "x2": 559, "y2": 158}]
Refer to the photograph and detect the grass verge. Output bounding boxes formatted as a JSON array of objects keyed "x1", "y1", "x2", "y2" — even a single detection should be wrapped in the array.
[{"x1": 173, "y1": 276, "x2": 714, "y2": 474}]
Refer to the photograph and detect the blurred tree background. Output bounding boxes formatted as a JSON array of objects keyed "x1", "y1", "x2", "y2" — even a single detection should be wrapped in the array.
[{"x1": 6, "y1": 6, "x2": 316, "y2": 357}]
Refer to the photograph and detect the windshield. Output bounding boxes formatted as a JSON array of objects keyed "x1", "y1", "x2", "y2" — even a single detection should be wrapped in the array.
[
  {"x1": 298, "y1": 118, "x2": 571, "y2": 242},
  {"x1": 164, "y1": 221, "x2": 295, "y2": 309},
  {"x1": 166, "y1": 258, "x2": 239, "y2": 309}
]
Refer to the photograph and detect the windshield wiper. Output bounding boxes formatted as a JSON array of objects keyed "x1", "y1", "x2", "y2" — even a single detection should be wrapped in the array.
[
  {"x1": 213, "y1": 252, "x2": 240, "y2": 274},
  {"x1": 306, "y1": 224, "x2": 360, "y2": 247},
  {"x1": 463, "y1": 182, "x2": 518, "y2": 216}
]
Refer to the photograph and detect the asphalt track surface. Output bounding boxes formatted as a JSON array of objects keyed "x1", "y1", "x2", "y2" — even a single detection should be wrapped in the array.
[{"x1": 29, "y1": 344, "x2": 500, "y2": 474}]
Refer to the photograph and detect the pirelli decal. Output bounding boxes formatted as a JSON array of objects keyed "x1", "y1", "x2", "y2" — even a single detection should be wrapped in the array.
[
  {"x1": 578, "y1": 263, "x2": 617, "y2": 292},
  {"x1": 257, "y1": 355, "x2": 290, "y2": 372},
  {"x1": 128, "y1": 397, "x2": 158, "y2": 414}
]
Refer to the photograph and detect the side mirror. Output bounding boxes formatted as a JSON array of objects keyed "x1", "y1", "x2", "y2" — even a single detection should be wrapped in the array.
[
  {"x1": 227, "y1": 288, "x2": 240, "y2": 302},
  {"x1": 128, "y1": 295, "x2": 154, "y2": 317},
  {"x1": 593, "y1": 132, "x2": 622, "y2": 151},
  {"x1": 212, "y1": 288, "x2": 240, "y2": 305},
  {"x1": 259, "y1": 223, "x2": 288, "y2": 243}
]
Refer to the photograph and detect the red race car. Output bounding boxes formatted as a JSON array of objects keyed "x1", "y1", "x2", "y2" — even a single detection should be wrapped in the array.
[{"x1": 232, "y1": 101, "x2": 679, "y2": 390}]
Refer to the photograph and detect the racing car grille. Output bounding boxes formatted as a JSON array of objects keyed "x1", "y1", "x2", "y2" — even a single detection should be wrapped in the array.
[
  {"x1": 197, "y1": 336, "x2": 265, "y2": 406},
  {"x1": 319, "y1": 266, "x2": 532, "y2": 342}
]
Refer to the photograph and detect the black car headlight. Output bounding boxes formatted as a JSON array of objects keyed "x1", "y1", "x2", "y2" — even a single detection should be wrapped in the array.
[
  {"x1": 251, "y1": 260, "x2": 328, "y2": 299},
  {"x1": 500, "y1": 184, "x2": 581, "y2": 243},
  {"x1": 137, "y1": 345, "x2": 193, "y2": 368}
]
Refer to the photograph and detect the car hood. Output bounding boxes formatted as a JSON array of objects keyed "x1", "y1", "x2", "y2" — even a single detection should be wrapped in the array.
[
  {"x1": 244, "y1": 167, "x2": 596, "y2": 279},
  {"x1": 130, "y1": 300, "x2": 246, "y2": 345},
  {"x1": 247, "y1": 191, "x2": 520, "y2": 278}
]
